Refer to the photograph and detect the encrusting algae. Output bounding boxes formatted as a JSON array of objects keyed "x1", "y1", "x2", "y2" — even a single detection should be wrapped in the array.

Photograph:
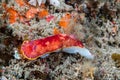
[
  {"x1": 59, "y1": 13, "x2": 71, "y2": 29},
  {"x1": 111, "y1": 53, "x2": 120, "y2": 68},
  {"x1": 111, "y1": 53, "x2": 120, "y2": 61}
]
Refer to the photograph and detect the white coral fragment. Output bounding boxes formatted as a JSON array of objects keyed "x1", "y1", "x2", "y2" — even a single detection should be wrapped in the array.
[
  {"x1": 28, "y1": 0, "x2": 60, "y2": 7},
  {"x1": 50, "y1": 0, "x2": 60, "y2": 7},
  {"x1": 28, "y1": 0, "x2": 37, "y2": 6}
]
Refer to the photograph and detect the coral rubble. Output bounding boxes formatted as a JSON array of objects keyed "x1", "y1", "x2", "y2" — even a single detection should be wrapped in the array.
[{"x1": 0, "y1": 0, "x2": 120, "y2": 80}]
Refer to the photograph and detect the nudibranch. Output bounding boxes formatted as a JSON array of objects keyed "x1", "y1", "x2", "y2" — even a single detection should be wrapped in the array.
[{"x1": 20, "y1": 34, "x2": 94, "y2": 60}]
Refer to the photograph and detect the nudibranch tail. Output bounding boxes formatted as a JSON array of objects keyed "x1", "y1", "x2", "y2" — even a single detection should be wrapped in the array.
[
  {"x1": 62, "y1": 47, "x2": 94, "y2": 59},
  {"x1": 20, "y1": 34, "x2": 93, "y2": 60}
]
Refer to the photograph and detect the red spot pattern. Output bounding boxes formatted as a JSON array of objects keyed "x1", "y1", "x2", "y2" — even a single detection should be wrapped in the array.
[{"x1": 21, "y1": 34, "x2": 84, "y2": 60}]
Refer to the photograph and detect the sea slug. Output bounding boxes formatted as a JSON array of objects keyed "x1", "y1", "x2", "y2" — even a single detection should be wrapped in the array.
[{"x1": 20, "y1": 34, "x2": 94, "y2": 60}]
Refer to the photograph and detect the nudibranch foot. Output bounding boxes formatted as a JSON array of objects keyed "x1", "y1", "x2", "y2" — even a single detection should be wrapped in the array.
[
  {"x1": 39, "y1": 47, "x2": 94, "y2": 60},
  {"x1": 40, "y1": 54, "x2": 50, "y2": 58}
]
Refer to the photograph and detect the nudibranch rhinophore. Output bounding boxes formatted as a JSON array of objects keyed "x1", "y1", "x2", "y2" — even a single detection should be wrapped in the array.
[{"x1": 20, "y1": 34, "x2": 94, "y2": 60}]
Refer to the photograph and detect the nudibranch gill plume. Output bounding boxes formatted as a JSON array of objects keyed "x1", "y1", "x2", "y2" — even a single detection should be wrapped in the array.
[{"x1": 20, "y1": 34, "x2": 94, "y2": 60}]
